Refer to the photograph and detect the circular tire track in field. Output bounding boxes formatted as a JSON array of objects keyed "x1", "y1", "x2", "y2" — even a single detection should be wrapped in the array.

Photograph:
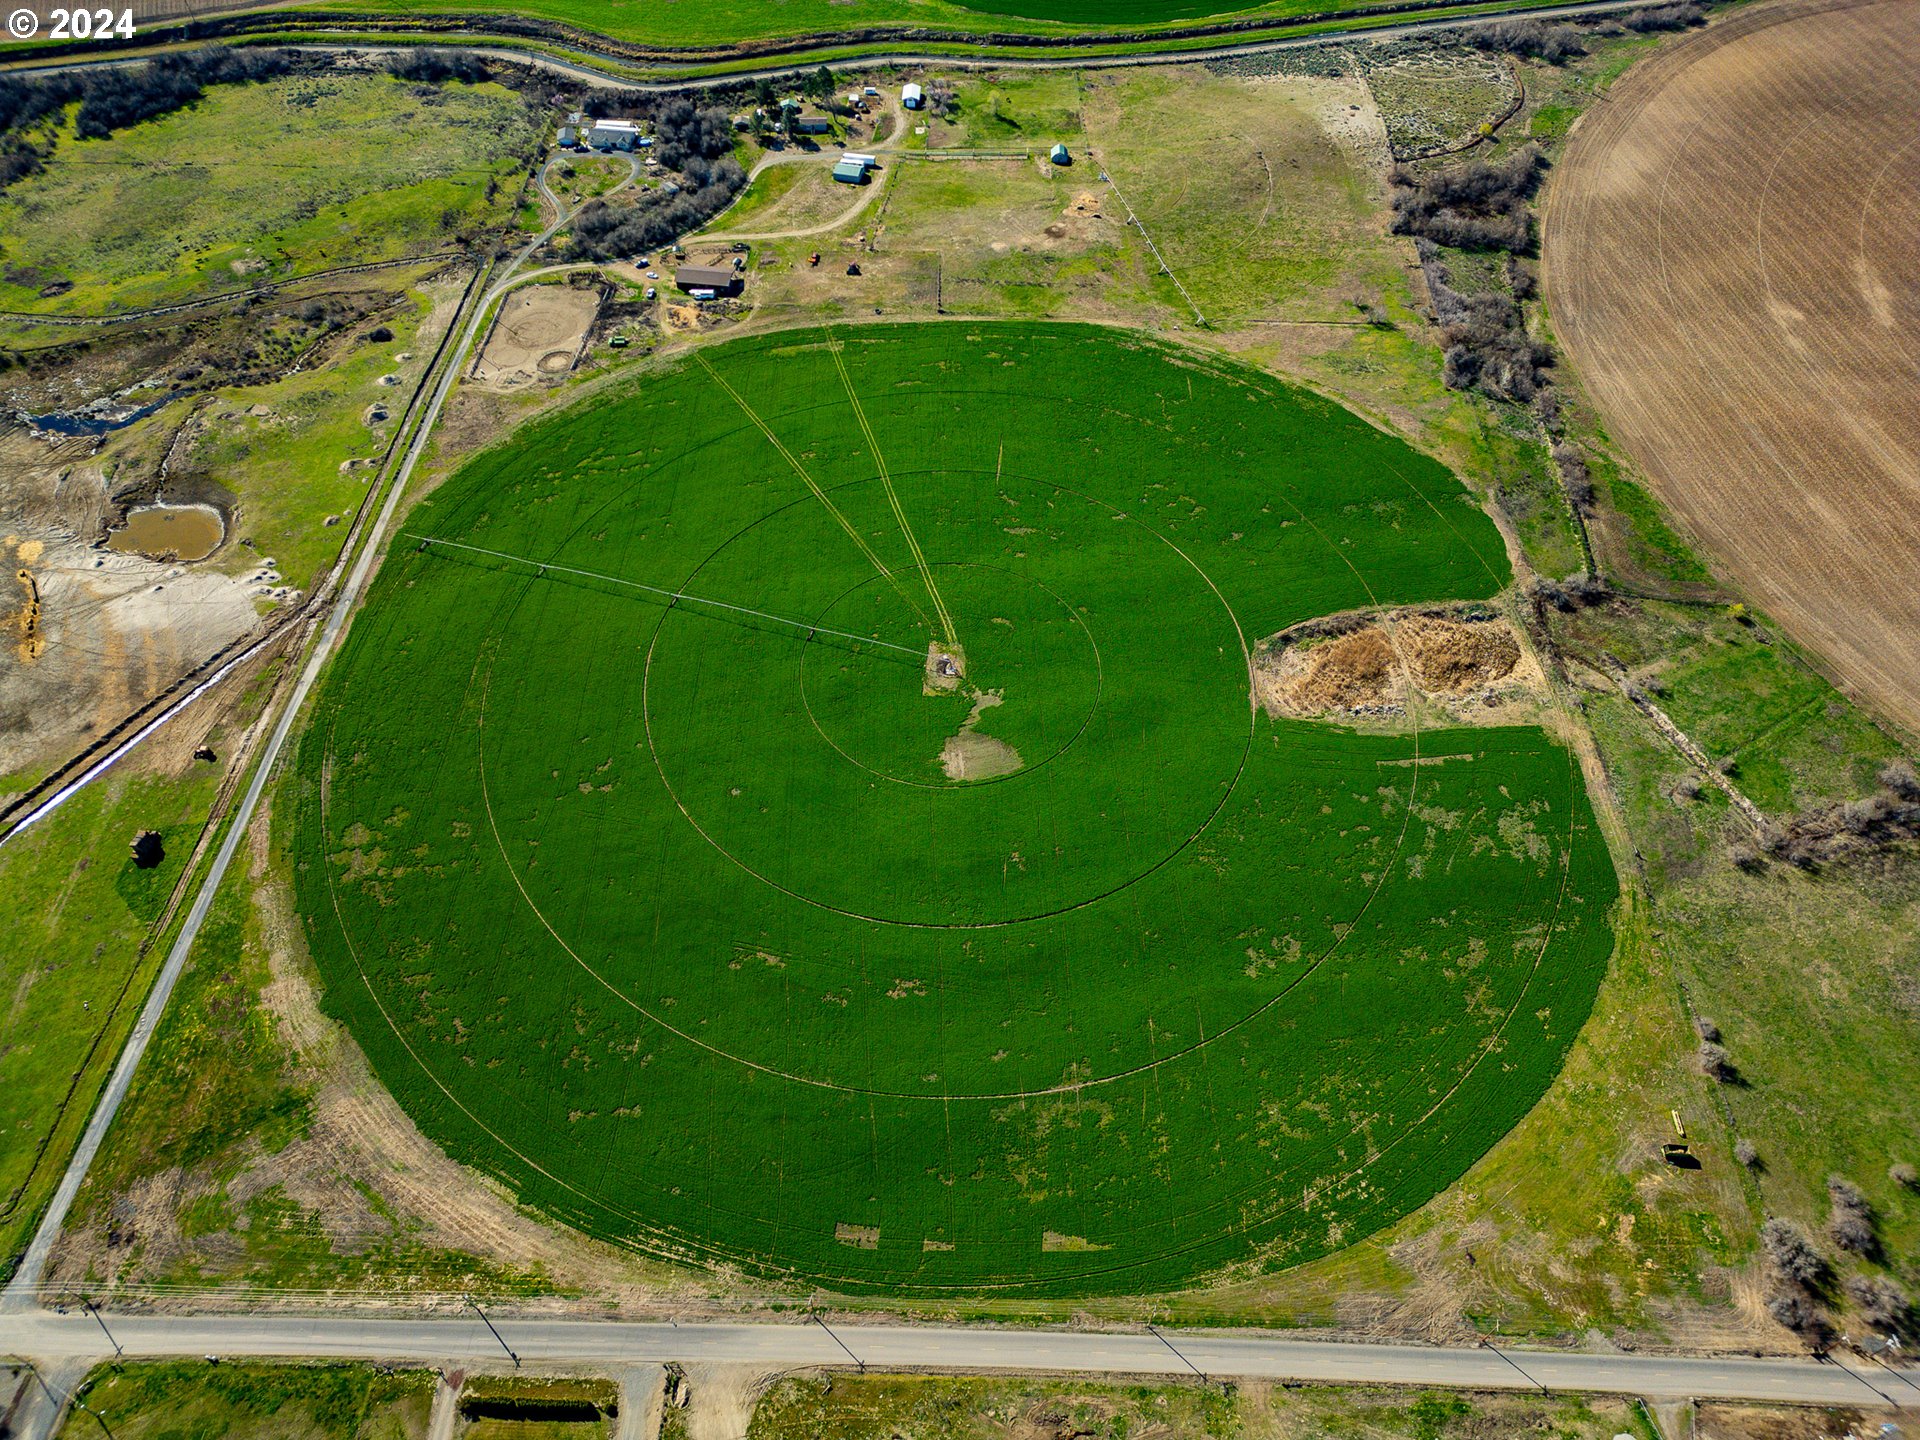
[{"x1": 1547, "y1": 0, "x2": 1920, "y2": 729}]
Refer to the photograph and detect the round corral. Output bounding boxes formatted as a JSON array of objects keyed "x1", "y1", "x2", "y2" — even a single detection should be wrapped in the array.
[
  {"x1": 1547, "y1": 0, "x2": 1920, "y2": 729},
  {"x1": 294, "y1": 322, "x2": 1614, "y2": 1295}
]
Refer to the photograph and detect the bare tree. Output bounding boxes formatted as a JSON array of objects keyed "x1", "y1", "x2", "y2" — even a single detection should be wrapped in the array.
[
  {"x1": 1761, "y1": 1218, "x2": 1828, "y2": 1287},
  {"x1": 1697, "y1": 1040, "x2": 1736, "y2": 1083},
  {"x1": 1844, "y1": 1273, "x2": 1910, "y2": 1332},
  {"x1": 1826, "y1": 1176, "x2": 1876, "y2": 1255}
]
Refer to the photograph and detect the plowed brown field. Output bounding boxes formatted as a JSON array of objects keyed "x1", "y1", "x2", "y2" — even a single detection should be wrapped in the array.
[{"x1": 1548, "y1": 0, "x2": 1920, "y2": 731}]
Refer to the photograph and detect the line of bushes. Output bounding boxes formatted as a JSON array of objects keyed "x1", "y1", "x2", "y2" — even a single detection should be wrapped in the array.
[{"x1": 0, "y1": 46, "x2": 297, "y2": 196}]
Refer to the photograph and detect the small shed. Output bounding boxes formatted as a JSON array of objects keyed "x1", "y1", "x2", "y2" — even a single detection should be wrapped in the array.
[
  {"x1": 1050, "y1": 142, "x2": 1071, "y2": 166},
  {"x1": 833, "y1": 159, "x2": 870, "y2": 185},
  {"x1": 901, "y1": 82, "x2": 924, "y2": 110},
  {"x1": 676, "y1": 265, "x2": 740, "y2": 296}
]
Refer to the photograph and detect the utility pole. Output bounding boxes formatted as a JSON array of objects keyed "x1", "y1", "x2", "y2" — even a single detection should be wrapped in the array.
[
  {"x1": 1478, "y1": 1339, "x2": 1550, "y2": 1395},
  {"x1": 468, "y1": 1296, "x2": 520, "y2": 1368},
  {"x1": 809, "y1": 1311, "x2": 865, "y2": 1374},
  {"x1": 85, "y1": 1300, "x2": 123, "y2": 1361},
  {"x1": 1145, "y1": 1324, "x2": 1209, "y2": 1385}
]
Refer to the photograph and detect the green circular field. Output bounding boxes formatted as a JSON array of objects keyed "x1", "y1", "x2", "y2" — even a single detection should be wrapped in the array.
[{"x1": 294, "y1": 322, "x2": 1615, "y2": 1295}]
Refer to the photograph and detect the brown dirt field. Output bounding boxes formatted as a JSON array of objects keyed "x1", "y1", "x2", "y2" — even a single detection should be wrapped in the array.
[
  {"x1": 472, "y1": 285, "x2": 601, "y2": 388},
  {"x1": 1547, "y1": 0, "x2": 1920, "y2": 733}
]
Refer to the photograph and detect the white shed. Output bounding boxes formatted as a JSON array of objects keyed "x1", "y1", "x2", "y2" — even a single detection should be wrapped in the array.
[{"x1": 901, "y1": 82, "x2": 924, "y2": 110}]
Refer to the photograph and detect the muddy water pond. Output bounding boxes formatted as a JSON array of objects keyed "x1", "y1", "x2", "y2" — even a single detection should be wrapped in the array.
[{"x1": 107, "y1": 503, "x2": 225, "y2": 562}]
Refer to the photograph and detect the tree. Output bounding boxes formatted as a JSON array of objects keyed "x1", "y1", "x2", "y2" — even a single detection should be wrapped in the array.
[
  {"x1": 1826, "y1": 1176, "x2": 1876, "y2": 1255},
  {"x1": 1767, "y1": 1288, "x2": 1830, "y2": 1346},
  {"x1": 806, "y1": 65, "x2": 836, "y2": 105},
  {"x1": 1844, "y1": 1274, "x2": 1909, "y2": 1332},
  {"x1": 753, "y1": 76, "x2": 776, "y2": 110},
  {"x1": 1697, "y1": 1040, "x2": 1735, "y2": 1083},
  {"x1": 1761, "y1": 1218, "x2": 1827, "y2": 1287}
]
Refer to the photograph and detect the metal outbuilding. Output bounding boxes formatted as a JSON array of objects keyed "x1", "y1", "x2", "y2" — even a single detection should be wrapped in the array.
[
  {"x1": 901, "y1": 83, "x2": 924, "y2": 110},
  {"x1": 1050, "y1": 143, "x2": 1071, "y2": 165},
  {"x1": 833, "y1": 159, "x2": 870, "y2": 184},
  {"x1": 675, "y1": 265, "x2": 741, "y2": 296}
]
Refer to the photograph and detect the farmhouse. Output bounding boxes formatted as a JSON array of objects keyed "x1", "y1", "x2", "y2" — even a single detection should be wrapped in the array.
[
  {"x1": 901, "y1": 83, "x2": 924, "y2": 110},
  {"x1": 794, "y1": 112, "x2": 833, "y2": 135},
  {"x1": 557, "y1": 124, "x2": 578, "y2": 148},
  {"x1": 675, "y1": 264, "x2": 741, "y2": 296},
  {"x1": 588, "y1": 119, "x2": 643, "y2": 150}
]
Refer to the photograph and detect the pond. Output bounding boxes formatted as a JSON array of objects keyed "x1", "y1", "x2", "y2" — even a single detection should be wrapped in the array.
[{"x1": 106, "y1": 503, "x2": 225, "y2": 562}]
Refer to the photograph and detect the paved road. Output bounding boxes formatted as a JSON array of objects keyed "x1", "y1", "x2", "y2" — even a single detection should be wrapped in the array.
[
  {"x1": 0, "y1": 1312, "x2": 1914, "y2": 1410},
  {"x1": 0, "y1": 174, "x2": 596, "y2": 1314}
]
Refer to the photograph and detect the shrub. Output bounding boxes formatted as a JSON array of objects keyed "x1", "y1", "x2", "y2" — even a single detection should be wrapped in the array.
[
  {"x1": 1761, "y1": 1218, "x2": 1827, "y2": 1287},
  {"x1": 568, "y1": 157, "x2": 747, "y2": 260},
  {"x1": 1697, "y1": 1040, "x2": 1735, "y2": 1082},
  {"x1": 1891, "y1": 1162, "x2": 1918, "y2": 1191},
  {"x1": 1879, "y1": 760, "x2": 1920, "y2": 801},
  {"x1": 1827, "y1": 1176, "x2": 1876, "y2": 1255},
  {"x1": 1845, "y1": 1274, "x2": 1909, "y2": 1332},
  {"x1": 1553, "y1": 443, "x2": 1595, "y2": 512},
  {"x1": 1622, "y1": 3, "x2": 1706, "y2": 33},
  {"x1": 1735, "y1": 1137, "x2": 1760, "y2": 1169},
  {"x1": 388, "y1": 49, "x2": 489, "y2": 84},
  {"x1": 75, "y1": 48, "x2": 294, "y2": 140},
  {"x1": 1459, "y1": 19, "x2": 1589, "y2": 62},
  {"x1": 366, "y1": 326, "x2": 394, "y2": 344},
  {"x1": 1766, "y1": 1287, "x2": 1830, "y2": 1344},
  {"x1": 1693, "y1": 1017, "x2": 1720, "y2": 1043},
  {"x1": 1390, "y1": 145, "x2": 1547, "y2": 254}
]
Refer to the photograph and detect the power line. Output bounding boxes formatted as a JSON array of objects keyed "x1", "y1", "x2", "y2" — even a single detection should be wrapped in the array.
[
  {"x1": 408, "y1": 535, "x2": 924, "y2": 657},
  {"x1": 825, "y1": 328, "x2": 957, "y2": 650},
  {"x1": 692, "y1": 350, "x2": 933, "y2": 634}
]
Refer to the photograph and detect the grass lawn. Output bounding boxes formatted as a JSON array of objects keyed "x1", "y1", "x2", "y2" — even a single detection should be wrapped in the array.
[
  {"x1": 292, "y1": 0, "x2": 1472, "y2": 48},
  {"x1": 744, "y1": 1374, "x2": 1653, "y2": 1439},
  {"x1": 62, "y1": 1362, "x2": 435, "y2": 1440},
  {"x1": 290, "y1": 320, "x2": 1612, "y2": 1297},
  {"x1": 0, "y1": 761, "x2": 224, "y2": 1279},
  {"x1": 179, "y1": 275, "x2": 454, "y2": 594},
  {"x1": 0, "y1": 73, "x2": 536, "y2": 316},
  {"x1": 1079, "y1": 66, "x2": 1380, "y2": 328}
]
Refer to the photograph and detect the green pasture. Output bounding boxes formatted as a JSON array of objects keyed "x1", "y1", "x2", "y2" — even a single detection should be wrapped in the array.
[
  {"x1": 291, "y1": 321, "x2": 1615, "y2": 1295},
  {"x1": 293, "y1": 0, "x2": 1419, "y2": 48},
  {"x1": 0, "y1": 73, "x2": 535, "y2": 316},
  {"x1": 63, "y1": 1362, "x2": 434, "y2": 1440}
]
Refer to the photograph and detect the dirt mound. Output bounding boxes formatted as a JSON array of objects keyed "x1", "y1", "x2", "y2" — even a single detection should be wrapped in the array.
[
  {"x1": 1280, "y1": 625, "x2": 1399, "y2": 711},
  {"x1": 1256, "y1": 608, "x2": 1528, "y2": 720},
  {"x1": 1065, "y1": 191, "x2": 1104, "y2": 218},
  {"x1": 1396, "y1": 613, "x2": 1521, "y2": 693}
]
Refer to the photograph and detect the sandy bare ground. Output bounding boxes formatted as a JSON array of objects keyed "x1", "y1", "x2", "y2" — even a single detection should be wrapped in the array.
[
  {"x1": 1, "y1": 446, "x2": 260, "y2": 776},
  {"x1": 472, "y1": 285, "x2": 602, "y2": 388},
  {"x1": 1546, "y1": 0, "x2": 1920, "y2": 733}
]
